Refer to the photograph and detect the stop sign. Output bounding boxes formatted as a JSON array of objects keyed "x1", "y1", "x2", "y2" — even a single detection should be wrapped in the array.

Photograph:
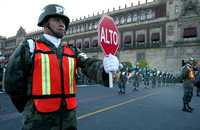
[{"x1": 98, "y1": 15, "x2": 120, "y2": 56}]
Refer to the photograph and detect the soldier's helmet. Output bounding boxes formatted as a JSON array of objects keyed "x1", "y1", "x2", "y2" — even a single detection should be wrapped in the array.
[
  {"x1": 38, "y1": 4, "x2": 70, "y2": 30},
  {"x1": 187, "y1": 57, "x2": 195, "y2": 65},
  {"x1": 189, "y1": 57, "x2": 194, "y2": 61}
]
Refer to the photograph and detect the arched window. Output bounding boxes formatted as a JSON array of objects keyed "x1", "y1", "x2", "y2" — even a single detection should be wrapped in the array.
[
  {"x1": 132, "y1": 13, "x2": 138, "y2": 22},
  {"x1": 94, "y1": 22, "x2": 98, "y2": 29},
  {"x1": 77, "y1": 25, "x2": 80, "y2": 33},
  {"x1": 76, "y1": 39, "x2": 82, "y2": 49},
  {"x1": 140, "y1": 11, "x2": 146, "y2": 21},
  {"x1": 127, "y1": 14, "x2": 132, "y2": 23},
  {"x1": 85, "y1": 23, "x2": 88, "y2": 31},
  {"x1": 81, "y1": 24, "x2": 84, "y2": 32},
  {"x1": 89, "y1": 23, "x2": 93, "y2": 30},
  {"x1": 76, "y1": 42, "x2": 81, "y2": 49},
  {"x1": 115, "y1": 17, "x2": 119, "y2": 25},
  {"x1": 73, "y1": 26, "x2": 76, "y2": 33},
  {"x1": 146, "y1": 9, "x2": 154, "y2": 19},
  {"x1": 84, "y1": 40, "x2": 90, "y2": 48},
  {"x1": 120, "y1": 16, "x2": 125, "y2": 24}
]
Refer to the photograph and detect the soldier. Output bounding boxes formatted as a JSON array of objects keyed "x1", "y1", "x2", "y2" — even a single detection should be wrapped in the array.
[
  {"x1": 143, "y1": 67, "x2": 150, "y2": 89},
  {"x1": 131, "y1": 65, "x2": 140, "y2": 91},
  {"x1": 166, "y1": 72, "x2": 170, "y2": 87},
  {"x1": 151, "y1": 68, "x2": 157, "y2": 88},
  {"x1": 4, "y1": 4, "x2": 119, "y2": 130},
  {"x1": 162, "y1": 72, "x2": 167, "y2": 87},
  {"x1": 180, "y1": 57, "x2": 195, "y2": 112},
  {"x1": 118, "y1": 65, "x2": 128, "y2": 94},
  {"x1": 157, "y1": 71, "x2": 162, "y2": 87}
]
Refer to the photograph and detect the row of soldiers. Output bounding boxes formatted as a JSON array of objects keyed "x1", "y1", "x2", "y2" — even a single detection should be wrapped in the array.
[{"x1": 115, "y1": 64, "x2": 176, "y2": 94}]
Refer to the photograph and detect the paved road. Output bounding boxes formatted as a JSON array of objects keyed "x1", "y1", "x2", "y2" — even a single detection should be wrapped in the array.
[{"x1": 0, "y1": 84, "x2": 200, "y2": 130}]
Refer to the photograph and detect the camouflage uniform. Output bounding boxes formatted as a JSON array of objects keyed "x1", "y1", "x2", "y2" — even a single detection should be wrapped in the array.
[
  {"x1": 162, "y1": 73, "x2": 167, "y2": 87},
  {"x1": 4, "y1": 36, "x2": 109, "y2": 130},
  {"x1": 157, "y1": 72, "x2": 162, "y2": 87},
  {"x1": 151, "y1": 70, "x2": 157, "y2": 88},
  {"x1": 143, "y1": 68, "x2": 150, "y2": 88},
  {"x1": 118, "y1": 69, "x2": 128, "y2": 94},
  {"x1": 181, "y1": 63, "x2": 194, "y2": 112},
  {"x1": 131, "y1": 68, "x2": 140, "y2": 91}
]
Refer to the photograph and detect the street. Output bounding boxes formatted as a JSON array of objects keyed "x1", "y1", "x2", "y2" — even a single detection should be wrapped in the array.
[{"x1": 0, "y1": 84, "x2": 200, "y2": 130}]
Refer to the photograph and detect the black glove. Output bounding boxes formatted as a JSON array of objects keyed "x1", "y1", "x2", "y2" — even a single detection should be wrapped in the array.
[{"x1": 10, "y1": 95, "x2": 29, "y2": 112}]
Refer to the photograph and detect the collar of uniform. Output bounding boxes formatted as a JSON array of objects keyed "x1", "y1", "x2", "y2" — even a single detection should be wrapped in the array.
[{"x1": 43, "y1": 34, "x2": 61, "y2": 48}]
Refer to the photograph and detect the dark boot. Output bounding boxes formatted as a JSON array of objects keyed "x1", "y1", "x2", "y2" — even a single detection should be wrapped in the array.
[
  {"x1": 182, "y1": 103, "x2": 192, "y2": 113},
  {"x1": 186, "y1": 104, "x2": 194, "y2": 111},
  {"x1": 118, "y1": 91, "x2": 122, "y2": 94}
]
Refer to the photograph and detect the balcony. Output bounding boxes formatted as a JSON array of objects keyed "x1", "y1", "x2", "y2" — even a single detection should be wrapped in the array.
[{"x1": 174, "y1": 39, "x2": 200, "y2": 47}]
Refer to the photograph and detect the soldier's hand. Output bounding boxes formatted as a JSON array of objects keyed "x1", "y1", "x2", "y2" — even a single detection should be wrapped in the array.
[{"x1": 103, "y1": 54, "x2": 119, "y2": 73}]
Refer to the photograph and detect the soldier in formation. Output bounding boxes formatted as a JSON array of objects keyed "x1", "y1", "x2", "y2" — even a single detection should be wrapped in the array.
[
  {"x1": 157, "y1": 71, "x2": 163, "y2": 87},
  {"x1": 117, "y1": 65, "x2": 128, "y2": 94},
  {"x1": 150, "y1": 68, "x2": 157, "y2": 88},
  {"x1": 131, "y1": 65, "x2": 141, "y2": 91},
  {"x1": 143, "y1": 67, "x2": 150, "y2": 89}
]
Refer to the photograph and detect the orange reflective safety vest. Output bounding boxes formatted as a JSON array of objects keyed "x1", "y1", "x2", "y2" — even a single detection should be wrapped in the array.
[{"x1": 32, "y1": 41, "x2": 77, "y2": 113}]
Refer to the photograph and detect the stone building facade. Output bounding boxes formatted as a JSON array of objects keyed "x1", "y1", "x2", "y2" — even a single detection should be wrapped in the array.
[{"x1": 0, "y1": 0, "x2": 200, "y2": 75}]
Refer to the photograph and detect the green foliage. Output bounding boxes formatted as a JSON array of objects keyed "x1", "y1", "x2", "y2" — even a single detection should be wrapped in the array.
[{"x1": 138, "y1": 59, "x2": 149, "y2": 68}]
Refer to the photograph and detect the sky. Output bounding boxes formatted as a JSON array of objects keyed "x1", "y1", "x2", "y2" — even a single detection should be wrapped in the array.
[{"x1": 0, "y1": 0, "x2": 149, "y2": 38}]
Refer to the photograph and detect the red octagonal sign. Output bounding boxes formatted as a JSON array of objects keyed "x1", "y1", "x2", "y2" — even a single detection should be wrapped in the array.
[{"x1": 98, "y1": 15, "x2": 120, "y2": 56}]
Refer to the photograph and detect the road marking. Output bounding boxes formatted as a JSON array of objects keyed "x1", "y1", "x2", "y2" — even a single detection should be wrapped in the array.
[{"x1": 77, "y1": 92, "x2": 159, "y2": 120}]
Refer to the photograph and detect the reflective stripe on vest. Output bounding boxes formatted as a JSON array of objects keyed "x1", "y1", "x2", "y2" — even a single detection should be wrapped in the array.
[
  {"x1": 62, "y1": 47, "x2": 77, "y2": 109},
  {"x1": 32, "y1": 41, "x2": 77, "y2": 113},
  {"x1": 41, "y1": 54, "x2": 51, "y2": 95},
  {"x1": 69, "y1": 57, "x2": 75, "y2": 93}
]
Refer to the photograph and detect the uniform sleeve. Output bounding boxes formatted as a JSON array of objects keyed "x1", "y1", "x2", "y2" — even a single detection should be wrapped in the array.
[
  {"x1": 76, "y1": 50, "x2": 109, "y2": 87},
  {"x1": 4, "y1": 40, "x2": 32, "y2": 112},
  {"x1": 181, "y1": 67, "x2": 188, "y2": 80}
]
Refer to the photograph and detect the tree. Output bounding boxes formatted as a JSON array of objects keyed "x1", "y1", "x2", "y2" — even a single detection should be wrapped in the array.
[{"x1": 138, "y1": 59, "x2": 149, "y2": 68}]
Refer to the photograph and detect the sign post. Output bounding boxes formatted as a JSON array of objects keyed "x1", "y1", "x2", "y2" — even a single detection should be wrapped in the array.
[{"x1": 98, "y1": 15, "x2": 120, "y2": 88}]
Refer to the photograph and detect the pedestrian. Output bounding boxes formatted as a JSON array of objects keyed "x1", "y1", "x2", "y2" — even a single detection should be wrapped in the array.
[
  {"x1": 4, "y1": 4, "x2": 119, "y2": 130},
  {"x1": 194, "y1": 60, "x2": 200, "y2": 97},
  {"x1": 180, "y1": 57, "x2": 195, "y2": 112}
]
